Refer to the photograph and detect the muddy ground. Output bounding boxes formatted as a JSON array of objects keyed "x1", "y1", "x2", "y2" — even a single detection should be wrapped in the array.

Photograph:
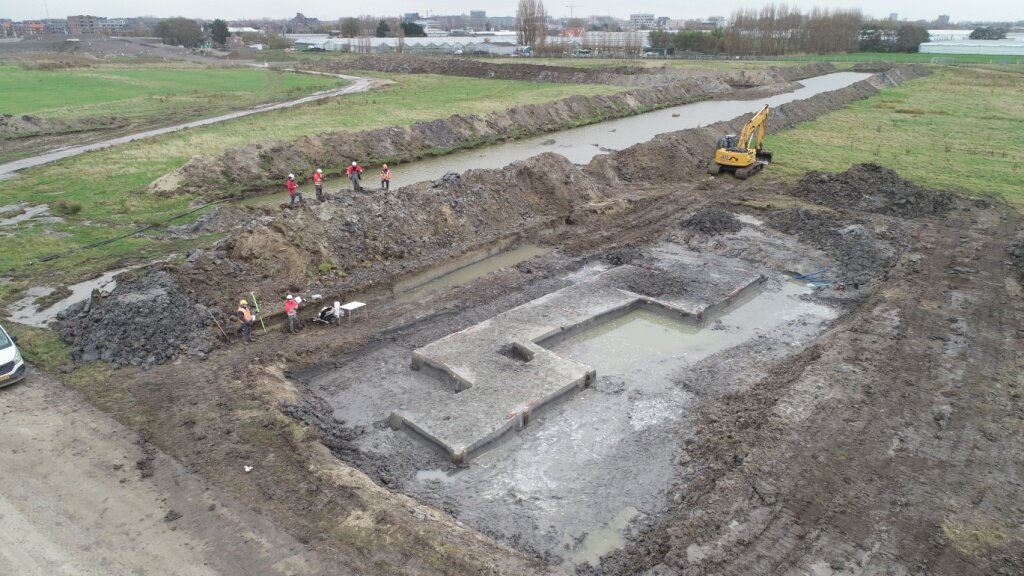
[{"x1": 33, "y1": 62, "x2": 1024, "y2": 575}]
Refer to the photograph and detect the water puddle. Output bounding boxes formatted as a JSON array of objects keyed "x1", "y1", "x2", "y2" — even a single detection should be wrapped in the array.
[
  {"x1": 0, "y1": 203, "x2": 62, "y2": 227},
  {"x1": 6, "y1": 267, "x2": 131, "y2": 327},
  {"x1": 393, "y1": 244, "x2": 549, "y2": 304},
  {"x1": 548, "y1": 281, "x2": 832, "y2": 377},
  {"x1": 569, "y1": 506, "x2": 641, "y2": 566}
]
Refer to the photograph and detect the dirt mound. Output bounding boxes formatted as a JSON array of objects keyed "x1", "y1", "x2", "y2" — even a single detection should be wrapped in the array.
[
  {"x1": 682, "y1": 207, "x2": 742, "y2": 235},
  {"x1": 765, "y1": 208, "x2": 902, "y2": 282},
  {"x1": 165, "y1": 206, "x2": 257, "y2": 238},
  {"x1": 55, "y1": 270, "x2": 214, "y2": 369},
  {"x1": 792, "y1": 163, "x2": 955, "y2": 218},
  {"x1": 0, "y1": 113, "x2": 129, "y2": 137}
]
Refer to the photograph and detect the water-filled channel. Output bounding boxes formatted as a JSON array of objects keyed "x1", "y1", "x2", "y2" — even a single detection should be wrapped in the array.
[{"x1": 252, "y1": 72, "x2": 871, "y2": 204}]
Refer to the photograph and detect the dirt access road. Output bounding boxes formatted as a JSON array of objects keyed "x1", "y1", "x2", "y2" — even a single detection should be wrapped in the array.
[
  {"x1": 0, "y1": 369, "x2": 325, "y2": 575},
  {"x1": 0, "y1": 70, "x2": 376, "y2": 178}
]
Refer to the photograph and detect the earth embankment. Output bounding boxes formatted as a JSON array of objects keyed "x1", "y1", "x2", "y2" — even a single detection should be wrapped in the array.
[{"x1": 308, "y1": 56, "x2": 833, "y2": 87}]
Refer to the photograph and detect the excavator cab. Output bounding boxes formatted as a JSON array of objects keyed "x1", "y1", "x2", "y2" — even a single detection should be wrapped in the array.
[{"x1": 709, "y1": 105, "x2": 773, "y2": 179}]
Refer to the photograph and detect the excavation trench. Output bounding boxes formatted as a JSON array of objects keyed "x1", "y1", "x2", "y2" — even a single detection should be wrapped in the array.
[
  {"x1": 300, "y1": 245, "x2": 840, "y2": 567},
  {"x1": 236, "y1": 71, "x2": 869, "y2": 205}
]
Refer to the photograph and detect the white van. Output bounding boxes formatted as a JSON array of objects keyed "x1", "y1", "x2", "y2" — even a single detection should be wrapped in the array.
[{"x1": 0, "y1": 323, "x2": 26, "y2": 388}]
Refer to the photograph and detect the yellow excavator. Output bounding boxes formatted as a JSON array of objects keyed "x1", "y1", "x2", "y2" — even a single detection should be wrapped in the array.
[{"x1": 708, "y1": 104, "x2": 773, "y2": 179}]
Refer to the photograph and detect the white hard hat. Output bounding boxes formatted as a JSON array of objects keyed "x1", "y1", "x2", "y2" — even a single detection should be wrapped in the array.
[
  {"x1": 316, "y1": 168, "x2": 322, "y2": 173},
  {"x1": 288, "y1": 173, "x2": 294, "y2": 179},
  {"x1": 286, "y1": 294, "x2": 293, "y2": 299},
  {"x1": 352, "y1": 161, "x2": 357, "y2": 166}
]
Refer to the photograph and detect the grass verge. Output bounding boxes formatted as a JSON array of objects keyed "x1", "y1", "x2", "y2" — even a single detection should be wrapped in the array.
[
  {"x1": 0, "y1": 65, "x2": 348, "y2": 119},
  {"x1": 767, "y1": 66, "x2": 1024, "y2": 203}
]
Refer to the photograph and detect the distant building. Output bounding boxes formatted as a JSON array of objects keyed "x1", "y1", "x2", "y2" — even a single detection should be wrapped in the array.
[
  {"x1": 0, "y1": 19, "x2": 14, "y2": 38},
  {"x1": 67, "y1": 15, "x2": 103, "y2": 35},
  {"x1": 920, "y1": 39, "x2": 1024, "y2": 56},
  {"x1": 629, "y1": 13, "x2": 655, "y2": 30},
  {"x1": 403, "y1": 13, "x2": 421, "y2": 23},
  {"x1": 888, "y1": 13, "x2": 898, "y2": 22},
  {"x1": 470, "y1": 10, "x2": 486, "y2": 29},
  {"x1": 488, "y1": 16, "x2": 515, "y2": 30},
  {"x1": 936, "y1": 15, "x2": 950, "y2": 26},
  {"x1": 927, "y1": 29, "x2": 972, "y2": 41},
  {"x1": 99, "y1": 18, "x2": 130, "y2": 35},
  {"x1": 226, "y1": 34, "x2": 245, "y2": 50},
  {"x1": 41, "y1": 18, "x2": 68, "y2": 34},
  {"x1": 22, "y1": 20, "x2": 44, "y2": 36}
]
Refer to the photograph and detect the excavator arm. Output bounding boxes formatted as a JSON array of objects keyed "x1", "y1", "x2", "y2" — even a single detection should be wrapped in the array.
[{"x1": 738, "y1": 104, "x2": 770, "y2": 152}]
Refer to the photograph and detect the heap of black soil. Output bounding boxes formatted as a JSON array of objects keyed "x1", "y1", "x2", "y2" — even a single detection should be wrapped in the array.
[
  {"x1": 56, "y1": 270, "x2": 214, "y2": 369},
  {"x1": 682, "y1": 208, "x2": 743, "y2": 235},
  {"x1": 792, "y1": 163, "x2": 955, "y2": 218}
]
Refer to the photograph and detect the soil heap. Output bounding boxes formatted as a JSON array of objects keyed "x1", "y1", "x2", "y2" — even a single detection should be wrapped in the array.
[
  {"x1": 681, "y1": 207, "x2": 742, "y2": 235},
  {"x1": 792, "y1": 163, "x2": 955, "y2": 218},
  {"x1": 56, "y1": 270, "x2": 214, "y2": 369}
]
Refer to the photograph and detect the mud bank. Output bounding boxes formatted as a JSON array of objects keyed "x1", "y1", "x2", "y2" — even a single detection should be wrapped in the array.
[{"x1": 308, "y1": 56, "x2": 833, "y2": 88}]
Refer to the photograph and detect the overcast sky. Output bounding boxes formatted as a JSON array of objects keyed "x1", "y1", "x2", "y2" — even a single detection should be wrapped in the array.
[{"x1": 9, "y1": 1, "x2": 1018, "y2": 23}]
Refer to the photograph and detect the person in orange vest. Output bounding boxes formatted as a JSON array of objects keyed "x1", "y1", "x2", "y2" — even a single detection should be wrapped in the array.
[
  {"x1": 286, "y1": 173, "x2": 302, "y2": 208},
  {"x1": 346, "y1": 161, "x2": 363, "y2": 192},
  {"x1": 312, "y1": 168, "x2": 324, "y2": 202},
  {"x1": 380, "y1": 163, "x2": 393, "y2": 191},
  {"x1": 284, "y1": 294, "x2": 299, "y2": 334},
  {"x1": 237, "y1": 299, "x2": 255, "y2": 343}
]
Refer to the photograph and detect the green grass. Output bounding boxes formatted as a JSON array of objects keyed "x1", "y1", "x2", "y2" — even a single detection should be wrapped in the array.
[
  {"x1": 0, "y1": 73, "x2": 621, "y2": 298},
  {"x1": 3, "y1": 321, "x2": 70, "y2": 373},
  {"x1": 773, "y1": 52, "x2": 1024, "y2": 65},
  {"x1": 0, "y1": 65, "x2": 347, "y2": 119},
  {"x1": 768, "y1": 66, "x2": 1024, "y2": 203}
]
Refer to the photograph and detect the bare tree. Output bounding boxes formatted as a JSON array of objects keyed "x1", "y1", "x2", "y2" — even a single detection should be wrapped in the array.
[{"x1": 516, "y1": 0, "x2": 548, "y2": 46}]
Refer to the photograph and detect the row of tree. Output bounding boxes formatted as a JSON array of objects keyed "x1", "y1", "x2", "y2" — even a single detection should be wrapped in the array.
[
  {"x1": 650, "y1": 5, "x2": 934, "y2": 56},
  {"x1": 723, "y1": 5, "x2": 864, "y2": 55}
]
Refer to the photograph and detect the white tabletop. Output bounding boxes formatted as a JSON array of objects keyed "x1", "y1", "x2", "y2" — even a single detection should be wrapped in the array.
[{"x1": 340, "y1": 302, "x2": 366, "y2": 311}]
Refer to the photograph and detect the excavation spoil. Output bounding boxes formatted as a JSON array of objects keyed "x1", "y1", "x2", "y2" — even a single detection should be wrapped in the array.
[
  {"x1": 765, "y1": 208, "x2": 902, "y2": 283},
  {"x1": 56, "y1": 270, "x2": 214, "y2": 369},
  {"x1": 792, "y1": 163, "x2": 955, "y2": 218},
  {"x1": 681, "y1": 207, "x2": 742, "y2": 235}
]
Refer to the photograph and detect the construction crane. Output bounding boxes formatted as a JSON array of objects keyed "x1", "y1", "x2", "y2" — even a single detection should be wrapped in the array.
[{"x1": 708, "y1": 104, "x2": 773, "y2": 179}]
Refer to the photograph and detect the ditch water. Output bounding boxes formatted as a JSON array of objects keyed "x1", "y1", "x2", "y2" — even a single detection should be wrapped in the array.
[
  {"x1": 242, "y1": 72, "x2": 871, "y2": 206},
  {"x1": 392, "y1": 244, "x2": 549, "y2": 304},
  {"x1": 6, "y1": 266, "x2": 137, "y2": 327}
]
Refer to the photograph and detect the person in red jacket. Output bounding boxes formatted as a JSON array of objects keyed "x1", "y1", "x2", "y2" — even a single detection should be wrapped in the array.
[
  {"x1": 312, "y1": 168, "x2": 324, "y2": 202},
  {"x1": 346, "y1": 161, "x2": 363, "y2": 192},
  {"x1": 284, "y1": 294, "x2": 299, "y2": 334},
  {"x1": 286, "y1": 173, "x2": 302, "y2": 208}
]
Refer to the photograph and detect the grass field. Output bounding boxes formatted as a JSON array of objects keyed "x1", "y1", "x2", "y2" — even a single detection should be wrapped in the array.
[
  {"x1": 0, "y1": 65, "x2": 348, "y2": 119},
  {"x1": 768, "y1": 66, "x2": 1024, "y2": 203},
  {"x1": 0, "y1": 73, "x2": 623, "y2": 300}
]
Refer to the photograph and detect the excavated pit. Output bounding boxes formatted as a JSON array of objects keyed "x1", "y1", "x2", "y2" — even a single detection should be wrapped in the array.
[{"x1": 303, "y1": 242, "x2": 842, "y2": 566}]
